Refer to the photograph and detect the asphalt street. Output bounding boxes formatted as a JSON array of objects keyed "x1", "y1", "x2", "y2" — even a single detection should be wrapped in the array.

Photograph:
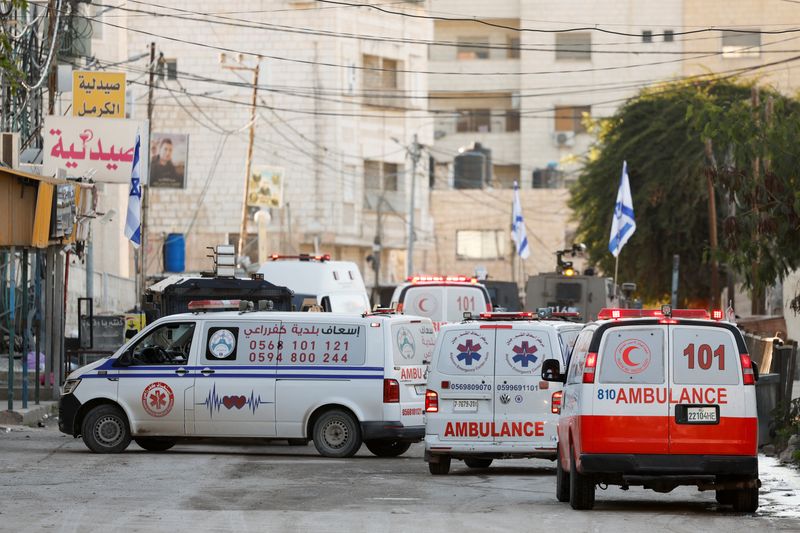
[{"x1": 1, "y1": 423, "x2": 799, "y2": 532}]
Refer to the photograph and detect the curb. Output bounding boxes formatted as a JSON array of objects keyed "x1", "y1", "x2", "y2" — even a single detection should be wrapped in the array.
[{"x1": 0, "y1": 402, "x2": 58, "y2": 426}]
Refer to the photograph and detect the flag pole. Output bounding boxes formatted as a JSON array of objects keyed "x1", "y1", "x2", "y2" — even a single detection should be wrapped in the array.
[{"x1": 613, "y1": 254, "x2": 619, "y2": 301}]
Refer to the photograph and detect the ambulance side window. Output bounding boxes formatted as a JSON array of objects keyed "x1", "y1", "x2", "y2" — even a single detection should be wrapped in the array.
[
  {"x1": 436, "y1": 329, "x2": 494, "y2": 376},
  {"x1": 128, "y1": 322, "x2": 195, "y2": 365},
  {"x1": 566, "y1": 330, "x2": 593, "y2": 385},
  {"x1": 672, "y1": 326, "x2": 740, "y2": 385},
  {"x1": 598, "y1": 327, "x2": 665, "y2": 384}
]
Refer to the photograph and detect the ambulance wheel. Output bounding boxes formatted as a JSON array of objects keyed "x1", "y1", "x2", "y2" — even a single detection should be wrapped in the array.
[
  {"x1": 715, "y1": 489, "x2": 734, "y2": 505},
  {"x1": 569, "y1": 445, "x2": 595, "y2": 510},
  {"x1": 428, "y1": 456, "x2": 451, "y2": 475},
  {"x1": 731, "y1": 485, "x2": 759, "y2": 513},
  {"x1": 464, "y1": 458, "x2": 493, "y2": 469},
  {"x1": 81, "y1": 404, "x2": 131, "y2": 453},
  {"x1": 365, "y1": 439, "x2": 412, "y2": 457},
  {"x1": 556, "y1": 449, "x2": 570, "y2": 503},
  {"x1": 134, "y1": 438, "x2": 175, "y2": 452},
  {"x1": 312, "y1": 410, "x2": 362, "y2": 458}
]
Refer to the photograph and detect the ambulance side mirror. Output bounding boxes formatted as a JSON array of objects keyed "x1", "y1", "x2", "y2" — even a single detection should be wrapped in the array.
[{"x1": 541, "y1": 359, "x2": 565, "y2": 383}]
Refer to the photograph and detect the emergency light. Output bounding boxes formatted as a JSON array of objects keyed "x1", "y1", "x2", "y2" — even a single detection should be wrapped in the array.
[
  {"x1": 270, "y1": 253, "x2": 331, "y2": 262},
  {"x1": 187, "y1": 299, "x2": 242, "y2": 311},
  {"x1": 407, "y1": 275, "x2": 478, "y2": 284},
  {"x1": 597, "y1": 308, "x2": 711, "y2": 320}
]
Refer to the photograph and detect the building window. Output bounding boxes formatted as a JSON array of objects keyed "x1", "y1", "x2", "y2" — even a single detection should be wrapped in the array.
[
  {"x1": 507, "y1": 37, "x2": 520, "y2": 59},
  {"x1": 457, "y1": 37, "x2": 490, "y2": 60},
  {"x1": 554, "y1": 105, "x2": 591, "y2": 133},
  {"x1": 505, "y1": 110, "x2": 520, "y2": 132},
  {"x1": 364, "y1": 160, "x2": 400, "y2": 191},
  {"x1": 722, "y1": 30, "x2": 761, "y2": 58},
  {"x1": 642, "y1": 30, "x2": 653, "y2": 43},
  {"x1": 457, "y1": 109, "x2": 492, "y2": 133},
  {"x1": 456, "y1": 230, "x2": 507, "y2": 260},
  {"x1": 664, "y1": 30, "x2": 674, "y2": 42},
  {"x1": 362, "y1": 54, "x2": 401, "y2": 107},
  {"x1": 555, "y1": 32, "x2": 591, "y2": 61}
]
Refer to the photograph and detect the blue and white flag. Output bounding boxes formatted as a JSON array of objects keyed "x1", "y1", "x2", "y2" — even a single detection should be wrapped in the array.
[
  {"x1": 511, "y1": 181, "x2": 530, "y2": 259},
  {"x1": 608, "y1": 161, "x2": 636, "y2": 257},
  {"x1": 124, "y1": 131, "x2": 142, "y2": 248}
]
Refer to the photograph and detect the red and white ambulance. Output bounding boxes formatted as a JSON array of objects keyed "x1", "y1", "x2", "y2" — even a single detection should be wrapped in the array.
[
  {"x1": 424, "y1": 311, "x2": 583, "y2": 474},
  {"x1": 542, "y1": 307, "x2": 760, "y2": 511},
  {"x1": 390, "y1": 275, "x2": 493, "y2": 332}
]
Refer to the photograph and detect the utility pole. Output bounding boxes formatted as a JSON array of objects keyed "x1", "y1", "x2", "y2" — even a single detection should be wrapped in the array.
[
  {"x1": 406, "y1": 134, "x2": 422, "y2": 278},
  {"x1": 139, "y1": 41, "x2": 156, "y2": 308},
  {"x1": 703, "y1": 139, "x2": 720, "y2": 309},
  {"x1": 222, "y1": 55, "x2": 261, "y2": 264},
  {"x1": 46, "y1": 0, "x2": 57, "y2": 115}
]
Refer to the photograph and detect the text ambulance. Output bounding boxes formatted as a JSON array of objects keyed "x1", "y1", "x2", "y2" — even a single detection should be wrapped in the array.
[
  {"x1": 59, "y1": 306, "x2": 435, "y2": 458},
  {"x1": 424, "y1": 311, "x2": 582, "y2": 474},
  {"x1": 542, "y1": 307, "x2": 760, "y2": 511}
]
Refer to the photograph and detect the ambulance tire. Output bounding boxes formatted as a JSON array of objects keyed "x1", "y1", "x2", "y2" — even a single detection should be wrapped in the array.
[
  {"x1": 134, "y1": 438, "x2": 175, "y2": 452},
  {"x1": 312, "y1": 409, "x2": 362, "y2": 458},
  {"x1": 464, "y1": 458, "x2": 493, "y2": 469},
  {"x1": 568, "y1": 445, "x2": 595, "y2": 510},
  {"x1": 731, "y1": 485, "x2": 759, "y2": 513},
  {"x1": 364, "y1": 439, "x2": 412, "y2": 457},
  {"x1": 428, "y1": 456, "x2": 451, "y2": 475},
  {"x1": 556, "y1": 450, "x2": 570, "y2": 503},
  {"x1": 81, "y1": 404, "x2": 132, "y2": 453}
]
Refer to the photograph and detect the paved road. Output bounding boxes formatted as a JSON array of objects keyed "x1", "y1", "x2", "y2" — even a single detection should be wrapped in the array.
[{"x1": 1, "y1": 423, "x2": 798, "y2": 532}]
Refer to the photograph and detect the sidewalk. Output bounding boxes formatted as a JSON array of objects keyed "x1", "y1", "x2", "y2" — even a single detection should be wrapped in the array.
[{"x1": 0, "y1": 400, "x2": 57, "y2": 426}]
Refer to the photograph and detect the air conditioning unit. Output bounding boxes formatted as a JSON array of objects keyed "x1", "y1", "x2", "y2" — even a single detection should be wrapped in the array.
[
  {"x1": 552, "y1": 131, "x2": 576, "y2": 148},
  {"x1": 0, "y1": 132, "x2": 20, "y2": 169}
]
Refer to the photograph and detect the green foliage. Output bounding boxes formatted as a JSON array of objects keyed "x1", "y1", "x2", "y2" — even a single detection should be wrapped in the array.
[
  {"x1": 571, "y1": 78, "x2": 800, "y2": 304},
  {"x1": 0, "y1": 1, "x2": 32, "y2": 90},
  {"x1": 770, "y1": 397, "x2": 800, "y2": 455}
]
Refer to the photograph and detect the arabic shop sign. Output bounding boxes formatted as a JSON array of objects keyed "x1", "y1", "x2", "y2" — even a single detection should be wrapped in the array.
[
  {"x1": 43, "y1": 116, "x2": 149, "y2": 184},
  {"x1": 72, "y1": 71, "x2": 126, "y2": 118}
]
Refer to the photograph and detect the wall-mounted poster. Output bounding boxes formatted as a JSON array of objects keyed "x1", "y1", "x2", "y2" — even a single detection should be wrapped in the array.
[{"x1": 149, "y1": 133, "x2": 189, "y2": 188}]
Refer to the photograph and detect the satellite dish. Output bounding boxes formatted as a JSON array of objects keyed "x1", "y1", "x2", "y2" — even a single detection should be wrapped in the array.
[{"x1": 97, "y1": 208, "x2": 117, "y2": 225}]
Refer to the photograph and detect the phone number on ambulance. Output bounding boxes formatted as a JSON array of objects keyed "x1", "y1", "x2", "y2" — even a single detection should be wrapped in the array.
[
  {"x1": 248, "y1": 340, "x2": 350, "y2": 363},
  {"x1": 450, "y1": 383, "x2": 492, "y2": 391}
]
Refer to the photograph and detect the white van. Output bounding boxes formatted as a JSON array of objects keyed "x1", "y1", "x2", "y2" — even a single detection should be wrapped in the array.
[
  {"x1": 58, "y1": 306, "x2": 435, "y2": 458},
  {"x1": 424, "y1": 311, "x2": 583, "y2": 474},
  {"x1": 257, "y1": 254, "x2": 371, "y2": 314},
  {"x1": 390, "y1": 276, "x2": 493, "y2": 332},
  {"x1": 542, "y1": 307, "x2": 760, "y2": 511}
]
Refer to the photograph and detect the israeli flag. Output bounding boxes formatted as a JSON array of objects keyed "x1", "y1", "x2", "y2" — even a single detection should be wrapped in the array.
[
  {"x1": 511, "y1": 181, "x2": 530, "y2": 259},
  {"x1": 608, "y1": 161, "x2": 636, "y2": 257},
  {"x1": 124, "y1": 131, "x2": 142, "y2": 248}
]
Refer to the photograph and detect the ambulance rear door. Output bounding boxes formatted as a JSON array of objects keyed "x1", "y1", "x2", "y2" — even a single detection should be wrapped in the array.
[
  {"x1": 492, "y1": 325, "x2": 555, "y2": 445},
  {"x1": 669, "y1": 324, "x2": 756, "y2": 455},
  {"x1": 430, "y1": 327, "x2": 495, "y2": 442},
  {"x1": 590, "y1": 324, "x2": 669, "y2": 454}
]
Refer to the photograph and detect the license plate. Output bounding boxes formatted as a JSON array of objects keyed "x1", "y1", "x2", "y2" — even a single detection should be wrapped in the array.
[
  {"x1": 453, "y1": 400, "x2": 478, "y2": 412},
  {"x1": 414, "y1": 385, "x2": 426, "y2": 395},
  {"x1": 684, "y1": 406, "x2": 718, "y2": 424}
]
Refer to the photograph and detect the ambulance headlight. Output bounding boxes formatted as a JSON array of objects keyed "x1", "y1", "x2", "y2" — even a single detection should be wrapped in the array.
[{"x1": 62, "y1": 379, "x2": 82, "y2": 396}]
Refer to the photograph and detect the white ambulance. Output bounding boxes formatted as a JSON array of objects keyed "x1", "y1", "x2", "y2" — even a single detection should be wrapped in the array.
[
  {"x1": 390, "y1": 275, "x2": 493, "y2": 332},
  {"x1": 424, "y1": 311, "x2": 583, "y2": 474},
  {"x1": 542, "y1": 307, "x2": 760, "y2": 511},
  {"x1": 58, "y1": 305, "x2": 435, "y2": 458},
  {"x1": 257, "y1": 254, "x2": 371, "y2": 314}
]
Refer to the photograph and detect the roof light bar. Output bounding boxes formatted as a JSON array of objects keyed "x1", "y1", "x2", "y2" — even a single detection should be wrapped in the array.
[
  {"x1": 187, "y1": 299, "x2": 241, "y2": 311},
  {"x1": 597, "y1": 308, "x2": 710, "y2": 320},
  {"x1": 270, "y1": 253, "x2": 331, "y2": 262},
  {"x1": 407, "y1": 275, "x2": 478, "y2": 284}
]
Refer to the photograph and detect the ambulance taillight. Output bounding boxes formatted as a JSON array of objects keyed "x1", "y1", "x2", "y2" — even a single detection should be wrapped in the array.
[
  {"x1": 583, "y1": 352, "x2": 598, "y2": 383},
  {"x1": 383, "y1": 379, "x2": 400, "y2": 403},
  {"x1": 425, "y1": 390, "x2": 439, "y2": 413},
  {"x1": 551, "y1": 391, "x2": 563, "y2": 414},
  {"x1": 740, "y1": 354, "x2": 755, "y2": 385}
]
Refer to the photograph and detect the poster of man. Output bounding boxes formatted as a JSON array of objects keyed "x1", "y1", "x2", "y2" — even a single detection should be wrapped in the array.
[{"x1": 149, "y1": 133, "x2": 188, "y2": 188}]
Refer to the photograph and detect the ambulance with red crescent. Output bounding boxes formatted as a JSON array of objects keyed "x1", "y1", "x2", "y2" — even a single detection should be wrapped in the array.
[
  {"x1": 389, "y1": 275, "x2": 493, "y2": 332},
  {"x1": 423, "y1": 311, "x2": 583, "y2": 474},
  {"x1": 541, "y1": 306, "x2": 760, "y2": 511}
]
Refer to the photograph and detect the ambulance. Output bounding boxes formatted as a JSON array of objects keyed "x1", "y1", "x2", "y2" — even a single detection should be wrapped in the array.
[
  {"x1": 390, "y1": 275, "x2": 493, "y2": 332},
  {"x1": 424, "y1": 311, "x2": 583, "y2": 475},
  {"x1": 58, "y1": 303, "x2": 435, "y2": 458},
  {"x1": 541, "y1": 307, "x2": 760, "y2": 511}
]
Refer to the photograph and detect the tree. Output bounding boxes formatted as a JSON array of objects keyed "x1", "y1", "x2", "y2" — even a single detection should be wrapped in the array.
[
  {"x1": 0, "y1": 1, "x2": 30, "y2": 89},
  {"x1": 570, "y1": 78, "x2": 800, "y2": 306}
]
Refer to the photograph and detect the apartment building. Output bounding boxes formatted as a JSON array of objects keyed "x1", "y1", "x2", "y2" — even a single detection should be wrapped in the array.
[{"x1": 123, "y1": 1, "x2": 433, "y2": 287}]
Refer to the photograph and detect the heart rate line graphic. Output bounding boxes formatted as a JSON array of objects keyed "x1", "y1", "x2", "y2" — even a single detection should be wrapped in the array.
[{"x1": 196, "y1": 383, "x2": 272, "y2": 417}]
